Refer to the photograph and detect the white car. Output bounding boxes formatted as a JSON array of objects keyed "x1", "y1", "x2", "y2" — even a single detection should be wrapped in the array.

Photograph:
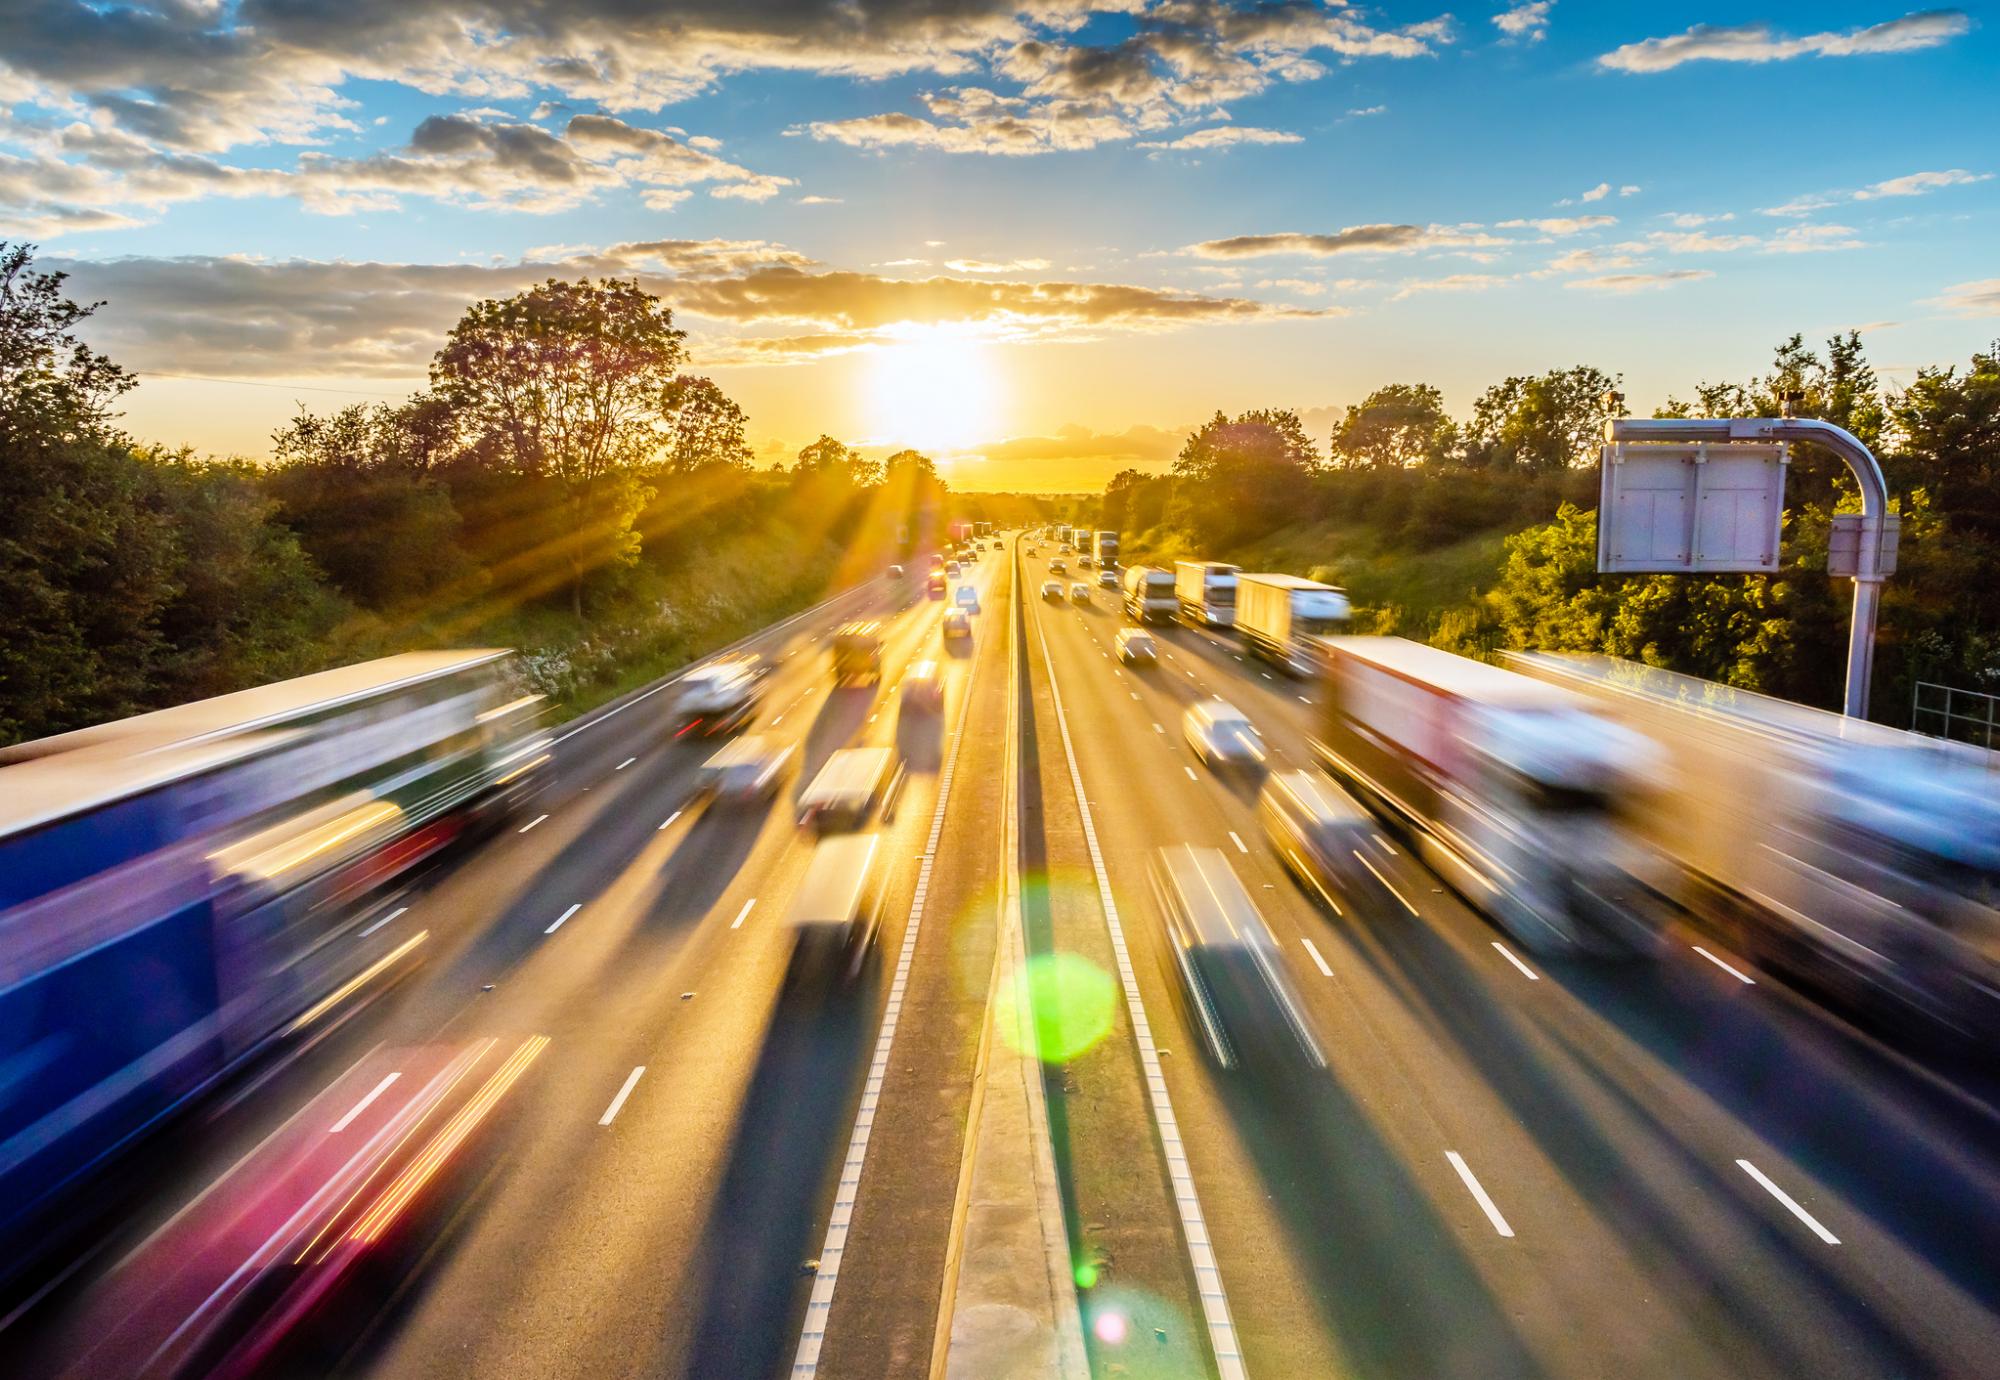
[
  {"x1": 1115, "y1": 629, "x2": 1157, "y2": 665},
  {"x1": 1048, "y1": 558, "x2": 1067, "y2": 575},
  {"x1": 901, "y1": 659, "x2": 945, "y2": 713},
  {"x1": 1041, "y1": 579, "x2": 1064, "y2": 601},
  {"x1": 944, "y1": 561, "x2": 960, "y2": 578},
  {"x1": 1068, "y1": 582, "x2": 1091, "y2": 603},
  {"x1": 1097, "y1": 568, "x2": 1119, "y2": 589},
  {"x1": 699, "y1": 735, "x2": 794, "y2": 803},
  {"x1": 1183, "y1": 700, "x2": 1265, "y2": 769},
  {"x1": 886, "y1": 564, "x2": 905, "y2": 580},
  {"x1": 943, "y1": 608, "x2": 972, "y2": 639}
]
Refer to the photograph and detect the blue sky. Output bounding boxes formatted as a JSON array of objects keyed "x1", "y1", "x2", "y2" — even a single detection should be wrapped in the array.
[{"x1": 2, "y1": 1, "x2": 1994, "y2": 487}]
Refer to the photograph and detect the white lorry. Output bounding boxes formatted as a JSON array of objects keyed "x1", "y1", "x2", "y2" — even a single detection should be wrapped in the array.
[
  {"x1": 1313, "y1": 637, "x2": 1659, "y2": 955},
  {"x1": 1121, "y1": 565, "x2": 1178, "y2": 623},
  {"x1": 1235, "y1": 573, "x2": 1350, "y2": 675},
  {"x1": 1174, "y1": 561, "x2": 1240, "y2": 628}
]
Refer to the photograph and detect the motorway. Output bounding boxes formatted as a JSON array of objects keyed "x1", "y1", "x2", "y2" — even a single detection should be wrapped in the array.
[{"x1": 8, "y1": 533, "x2": 2000, "y2": 1379}]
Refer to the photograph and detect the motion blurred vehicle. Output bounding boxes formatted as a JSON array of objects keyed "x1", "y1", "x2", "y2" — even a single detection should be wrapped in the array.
[
  {"x1": 1236, "y1": 573, "x2": 1350, "y2": 676},
  {"x1": 1068, "y1": 581, "x2": 1091, "y2": 603},
  {"x1": 945, "y1": 560, "x2": 960, "y2": 578},
  {"x1": 943, "y1": 608, "x2": 972, "y2": 640},
  {"x1": 798, "y1": 746, "x2": 895, "y2": 830},
  {"x1": 1115, "y1": 628, "x2": 1157, "y2": 665},
  {"x1": 1121, "y1": 565, "x2": 1177, "y2": 622},
  {"x1": 1259, "y1": 769, "x2": 1377, "y2": 913},
  {"x1": 1184, "y1": 699, "x2": 1266, "y2": 770},
  {"x1": 1150, "y1": 845, "x2": 1322, "y2": 1070},
  {"x1": 926, "y1": 571, "x2": 947, "y2": 599},
  {"x1": 1175, "y1": 560, "x2": 1241, "y2": 628},
  {"x1": 1098, "y1": 568, "x2": 1119, "y2": 589},
  {"x1": 1078, "y1": 553, "x2": 1094, "y2": 569},
  {"x1": 1049, "y1": 558, "x2": 1067, "y2": 575},
  {"x1": 886, "y1": 563, "x2": 905, "y2": 580},
  {"x1": 928, "y1": 552, "x2": 946, "y2": 572},
  {"x1": 0, "y1": 651, "x2": 549, "y2": 1281},
  {"x1": 831, "y1": 620, "x2": 884, "y2": 683},
  {"x1": 1040, "y1": 579, "x2": 1064, "y2": 601},
  {"x1": 1095, "y1": 529, "x2": 1120, "y2": 567},
  {"x1": 699, "y1": 734, "x2": 794, "y2": 804},
  {"x1": 900, "y1": 659, "x2": 945, "y2": 714},
  {"x1": 672, "y1": 654, "x2": 766, "y2": 735},
  {"x1": 785, "y1": 835, "x2": 885, "y2": 981},
  {"x1": 1315, "y1": 638, "x2": 1656, "y2": 956},
  {"x1": 1511, "y1": 652, "x2": 2000, "y2": 1038},
  {"x1": 954, "y1": 584, "x2": 981, "y2": 613}
]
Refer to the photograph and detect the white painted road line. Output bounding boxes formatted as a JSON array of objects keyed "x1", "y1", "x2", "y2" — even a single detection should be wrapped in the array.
[
  {"x1": 1301, "y1": 937, "x2": 1334, "y2": 977},
  {"x1": 1737, "y1": 1159, "x2": 1840, "y2": 1243},
  {"x1": 599, "y1": 1067, "x2": 646, "y2": 1126},
  {"x1": 1184, "y1": 766, "x2": 1199, "y2": 781},
  {"x1": 1446, "y1": 1151, "x2": 1515, "y2": 1238},
  {"x1": 1491, "y1": 942, "x2": 1540, "y2": 981},
  {"x1": 1354, "y1": 850, "x2": 1419, "y2": 916},
  {"x1": 1131, "y1": 691, "x2": 1141, "y2": 700},
  {"x1": 1153, "y1": 722, "x2": 1164, "y2": 733},
  {"x1": 329, "y1": 1073, "x2": 400, "y2": 1133},
  {"x1": 1228, "y1": 831, "x2": 1248, "y2": 853},
  {"x1": 616, "y1": 756, "x2": 636, "y2": 771},
  {"x1": 546, "y1": 903, "x2": 581, "y2": 935},
  {"x1": 730, "y1": 897, "x2": 757, "y2": 930},
  {"x1": 1297, "y1": 696, "x2": 1311, "y2": 705},
  {"x1": 1694, "y1": 946, "x2": 1757, "y2": 984},
  {"x1": 658, "y1": 810, "x2": 682, "y2": 831},
  {"x1": 359, "y1": 906, "x2": 407, "y2": 938},
  {"x1": 518, "y1": 813, "x2": 549, "y2": 834}
]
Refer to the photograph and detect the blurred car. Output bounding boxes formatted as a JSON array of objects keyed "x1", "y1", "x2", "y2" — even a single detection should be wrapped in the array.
[
  {"x1": 784, "y1": 833, "x2": 884, "y2": 980},
  {"x1": 831, "y1": 620, "x2": 884, "y2": 683},
  {"x1": 1049, "y1": 558, "x2": 1067, "y2": 575},
  {"x1": 1097, "y1": 568, "x2": 1119, "y2": 588},
  {"x1": 1078, "y1": 554, "x2": 1094, "y2": 569},
  {"x1": 943, "y1": 608, "x2": 972, "y2": 640},
  {"x1": 673, "y1": 655, "x2": 766, "y2": 736},
  {"x1": 1184, "y1": 699, "x2": 1264, "y2": 769},
  {"x1": 1259, "y1": 769, "x2": 1376, "y2": 910},
  {"x1": 1150, "y1": 845, "x2": 1322, "y2": 1069},
  {"x1": 1068, "y1": 582, "x2": 1090, "y2": 603},
  {"x1": 901, "y1": 659, "x2": 945, "y2": 713},
  {"x1": 1041, "y1": 579, "x2": 1064, "y2": 601},
  {"x1": 798, "y1": 746, "x2": 895, "y2": 830},
  {"x1": 928, "y1": 552, "x2": 945, "y2": 571},
  {"x1": 945, "y1": 560, "x2": 960, "y2": 578},
  {"x1": 1115, "y1": 628, "x2": 1157, "y2": 665},
  {"x1": 954, "y1": 584, "x2": 981, "y2": 613},
  {"x1": 886, "y1": 563, "x2": 905, "y2": 580},
  {"x1": 926, "y1": 572, "x2": 947, "y2": 599},
  {"x1": 699, "y1": 734, "x2": 794, "y2": 804}
]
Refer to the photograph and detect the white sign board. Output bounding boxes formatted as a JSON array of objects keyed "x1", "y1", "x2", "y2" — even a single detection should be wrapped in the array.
[{"x1": 1597, "y1": 442, "x2": 1786, "y2": 574}]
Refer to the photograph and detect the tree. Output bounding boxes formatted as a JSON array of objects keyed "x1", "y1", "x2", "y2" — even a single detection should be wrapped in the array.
[
  {"x1": 431, "y1": 277, "x2": 684, "y2": 615},
  {"x1": 794, "y1": 433, "x2": 881, "y2": 486},
  {"x1": 0, "y1": 242, "x2": 133, "y2": 451},
  {"x1": 1171, "y1": 408, "x2": 1319, "y2": 546},
  {"x1": 1330, "y1": 383, "x2": 1458, "y2": 470},
  {"x1": 660, "y1": 374, "x2": 753, "y2": 473},
  {"x1": 1468, "y1": 365, "x2": 1618, "y2": 471}
]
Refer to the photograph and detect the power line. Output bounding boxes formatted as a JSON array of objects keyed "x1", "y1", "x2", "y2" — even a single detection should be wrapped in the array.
[{"x1": 134, "y1": 371, "x2": 409, "y2": 398}]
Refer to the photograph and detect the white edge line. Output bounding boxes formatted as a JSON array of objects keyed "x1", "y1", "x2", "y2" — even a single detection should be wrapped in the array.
[
  {"x1": 359, "y1": 905, "x2": 407, "y2": 938},
  {"x1": 518, "y1": 813, "x2": 549, "y2": 834},
  {"x1": 1737, "y1": 1159, "x2": 1840, "y2": 1243},
  {"x1": 1491, "y1": 941, "x2": 1541, "y2": 981},
  {"x1": 1301, "y1": 937, "x2": 1334, "y2": 978},
  {"x1": 546, "y1": 903, "x2": 581, "y2": 935},
  {"x1": 1446, "y1": 1151, "x2": 1515, "y2": 1238},
  {"x1": 329, "y1": 1071, "x2": 400, "y2": 1132},
  {"x1": 599, "y1": 1066, "x2": 646, "y2": 1126},
  {"x1": 1693, "y1": 945, "x2": 1757, "y2": 985},
  {"x1": 731, "y1": 897, "x2": 757, "y2": 930}
]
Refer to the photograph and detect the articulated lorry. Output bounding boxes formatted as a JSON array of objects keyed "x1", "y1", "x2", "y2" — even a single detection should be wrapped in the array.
[
  {"x1": 1121, "y1": 565, "x2": 1177, "y2": 622},
  {"x1": 1236, "y1": 573, "x2": 1350, "y2": 675},
  {"x1": 1095, "y1": 530, "x2": 1120, "y2": 568},
  {"x1": 1509, "y1": 653, "x2": 2000, "y2": 1039},
  {"x1": 1175, "y1": 561, "x2": 1240, "y2": 628},
  {"x1": 1314, "y1": 637, "x2": 1658, "y2": 955}
]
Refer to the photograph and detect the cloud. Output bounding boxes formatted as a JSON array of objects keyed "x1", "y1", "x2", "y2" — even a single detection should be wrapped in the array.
[
  {"x1": 1580, "y1": 182, "x2": 1610, "y2": 202},
  {"x1": 1923, "y1": 279, "x2": 2000, "y2": 318},
  {"x1": 1763, "y1": 223, "x2": 1867, "y2": 253},
  {"x1": 943, "y1": 257, "x2": 1051, "y2": 272},
  {"x1": 1619, "y1": 184, "x2": 1641, "y2": 196},
  {"x1": 1660, "y1": 211, "x2": 1735, "y2": 227},
  {"x1": 1853, "y1": 167, "x2": 1992, "y2": 199},
  {"x1": 1188, "y1": 224, "x2": 1506, "y2": 259},
  {"x1": 1599, "y1": 9, "x2": 1970, "y2": 73},
  {"x1": 1391, "y1": 273, "x2": 1509, "y2": 299},
  {"x1": 1346, "y1": 105, "x2": 1387, "y2": 117},
  {"x1": 1565, "y1": 268, "x2": 1714, "y2": 293},
  {"x1": 797, "y1": 194, "x2": 842, "y2": 205},
  {"x1": 1498, "y1": 215, "x2": 1617, "y2": 236},
  {"x1": 1138, "y1": 126, "x2": 1302, "y2": 151},
  {"x1": 1493, "y1": 2, "x2": 1553, "y2": 43},
  {"x1": 1537, "y1": 247, "x2": 1642, "y2": 275}
]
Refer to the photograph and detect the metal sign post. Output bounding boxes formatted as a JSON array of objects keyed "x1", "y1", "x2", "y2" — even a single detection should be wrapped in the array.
[{"x1": 1598, "y1": 412, "x2": 1895, "y2": 719}]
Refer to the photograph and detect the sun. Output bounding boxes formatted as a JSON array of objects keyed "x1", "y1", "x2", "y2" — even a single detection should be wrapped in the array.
[{"x1": 864, "y1": 324, "x2": 1000, "y2": 454}]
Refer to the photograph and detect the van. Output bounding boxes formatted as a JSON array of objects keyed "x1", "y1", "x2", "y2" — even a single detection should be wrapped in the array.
[
  {"x1": 784, "y1": 834, "x2": 884, "y2": 977},
  {"x1": 798, "y1": 746, "x2": 895, "y2": 830},
  {"x1": 1258, "y1": 770, "x2": 1375, "y2": 911}
]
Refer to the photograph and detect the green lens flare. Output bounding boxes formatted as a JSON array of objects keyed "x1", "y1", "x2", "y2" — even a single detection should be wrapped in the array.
[{"x1": 996, "y1": 951, "x2": 1116, "y2": 1064}]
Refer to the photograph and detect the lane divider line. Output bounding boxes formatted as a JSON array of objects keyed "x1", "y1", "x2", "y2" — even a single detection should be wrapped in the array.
[
  {"x1": 1227, "y1": 831, "x2": 1248, "y2": 854},
  {"x1": 330, "y1": 1073, "x2": 401, "y2": 1133},
  {"x1": 658, "y1": 810, "x2": 683, "y2": 831},
  {"x1": 1354, "y1": 850, "x2": 1419, "y2": 917},
  {"x1": 1694, "y1": 946, "x2": 1757, "y2": 985},
  {"x1": 359, "y1": 906, "x2": 407, "y2": 938},
  {"x1": 1446, "y1": 1151, "x2": 1515, "y2": 1238},
  {"x1": 616, "y1": 756, "x2": 637, "y2": 771},
  {"x1": 1301, "y1": 938, "x2": 1334, "y2": 978},
  {"x1": 518, "y1": 813, "x2": 549, "y2": 834},
  {"x1": 1491, "y1": 942, "x2": 1540, "y2": 982},
  {"x1": 1030, "y1": 601, "x2": 1249, "y2": 1380},
  {"x1": 1736, "y1": 1159, "x2": 1840, "y2": 1243},
  {"x1": 545, "y1": 903, "x2": 581, "y2": 935},
  {"x1": 599, "y1": 1067, "x2": 646, "y2": 1126},
  {"x1": 731, "y1": 898, "x2": 757, "y2": 931}
]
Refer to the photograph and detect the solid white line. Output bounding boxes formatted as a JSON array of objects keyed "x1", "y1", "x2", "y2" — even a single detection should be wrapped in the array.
[
  {"x1": 1301, "y1": 938, "x2": 1334, "y2": 977},
  {"x1": 599, "y1": 1066, "x2": 646, "y2": 1126},
  {"x1": 546, "y1": 903, "x2": 581, "y2": 934},
  {"x1": 1354, "y1": 850, "x2": 1419, "y2": 916},
  {"x1": 730, "y1": 897, "x2": 757, "y2": 930},
  {"x1": 1694, "y1": 946, "x2": 1757, "y2": 984},
  {"x1": 1737, "y1": 1159, "x2": 1840, "y2": 1243},
  {"x1": 1446, "y1": 1151, "x2": 1515, "y2": 1238},
  {"x1": 359, "y1": 906, "x2": 407, "y2": 938},
  {"x1": 1228, "y1": 831, "x2": 1248, "y2": 853},
  {"x1": 1030, "y1": 599, "x2": 1248, "y2": 1380},
  {"x1": 658, "y1": 810, "x2": 682, "y2": 830},
  {"x1": 329, "y1": 1072, "x2": 400, "y2": 1132},
  {"x1": 1491, "y1": 942, "x2": 1540, "y2": 981},
  {"x1": 616, "y1": 756, "x2": 636, "y2": 770},
  {"x1": 1184, "y1": 766, "x2": 1199, "y2": 781},
  {"x1": 518, "y1": 813, "x2": 549, "y2": 834}
]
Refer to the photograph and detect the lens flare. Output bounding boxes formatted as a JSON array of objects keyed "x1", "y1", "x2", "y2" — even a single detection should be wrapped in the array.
[{"x1": 996, "y1": 951, "x2": 1116, "y2": 1064}]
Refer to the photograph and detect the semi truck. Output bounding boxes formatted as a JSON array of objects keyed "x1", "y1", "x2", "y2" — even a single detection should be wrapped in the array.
[
  {"x1": 1235, "y1": 573, "x2": 1351, "y2": 675},
  {"x1": 1175, "y1": 561, "x2": 1240, "y2": 628},
  {"x1": 1095, "y1": 530, "x2": 1120, "y2": 568},
  {"x1": 1509, "y1": 653, "x2": 2000, "y2": 1040},
  {"x1": 948, "y1": 520, "x2": 975, "y2": 544},
  {"x1": 1121, "y1": 565, "x2": 1178, "y2": 622},
  {"x1": 1313, "y1": 637, "x2": 1658, "y2": 955},
  {"x1": 831, "y1": 621, "x2": 884, "y2": 682}
]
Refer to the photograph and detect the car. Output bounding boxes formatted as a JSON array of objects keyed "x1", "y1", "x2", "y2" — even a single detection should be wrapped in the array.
[
  {"x1": 928, "y1": 553, "x2": 946, "y2": 572},
  {"x1": 1049, "y1": 558, "x2": 1067, "y2": 575},
  {"x1": 926, "y1": 572, "x2": 947, "y2": 599},
  {"x1": 1115, "y1": 628, "x2": 1157, "y2": 665},
  {"x1": 672, "y1": 655, "x2": 766, "y2": 736},
  {"x1": 1041, "y1": 580, "x2": 1064, "y2": 601},
  {"x1": 901, "y1": 659, "x2": 945, "y2": 713},
  {"x1": 943, "y1": 608, "x2": 972, "y2": 640},
  {"x1": 1078, "y1": 554, "x2": 1094, "y2": 569},
  {"x1": 1150, "y1": 845, "x2": 1322, "y2": 1070},
  {"x1": 1098, "y1": 568, "x2": 1119, "y2": 589},
  {"x1": 798, "y1": 746, "x2": 895, "y2": 830},
  {"x1": 831, "y1": 620, "x2": 884, "y2": 683},
  {"x1": 1183, "y1": 699, "x2": 1265, "y2": 769},
  {"x1": 1258, "y1": 770, "x2": 1376, "y2": 910},
  {"x1": 699, "y1": 734, "x2": 794, "y2": 803},
  {"x1": 1069, "y1": 581, "x2": 1090, "y2": 603},
  {"x1": 944, "y1": 561, "x2": 960, "y2": 578},
  {"x1": 954, "y1": 584, "x2": 981, "y2": 613},
  {"x1": 886, "y1": 564, "x2": 905, "y2": 580},
  {"x1": 784, "y1": 833, "x2": 885, "y2": 980}
]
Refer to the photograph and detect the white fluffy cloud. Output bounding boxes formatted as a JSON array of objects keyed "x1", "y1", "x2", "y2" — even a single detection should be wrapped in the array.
[
  {"x1": 1760, "y1": 166, "x2": 1990, "y2": 216},
  {"x1": 1137, "y1": 126, "x2": 1302, "y2": 151},
  {"x1": 1599, "y1": 9, "x2": 1969, "y2": 73},
  {"x1": 1565, "y1": 269, "x2": 1714, "y2": 293},
  {"x1": 1493, "y1": 2, "x2": 1553, "y2": 43},
  {"x1": 1924, "y1": 279, "x2": 2000, "y2": 318}
]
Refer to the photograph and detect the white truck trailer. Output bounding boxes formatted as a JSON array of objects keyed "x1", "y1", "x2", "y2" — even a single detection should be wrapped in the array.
[
  {"x1": 1174, "y1": 561, "x2": 1240, "y2": 628},
  {"x1": 1235, "y1": 573, "x2": 1350, "y2": 675},
  {"x1": 1313, "y1": 637, "x2": 1659, "y2": 955},
  {"x1": 1121, "y1": 566, "x2": 1178, "y2": 622}
]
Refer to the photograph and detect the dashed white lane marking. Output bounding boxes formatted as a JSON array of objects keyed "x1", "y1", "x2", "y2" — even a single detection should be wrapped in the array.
[
  {"x1": 599, "y1": 1067, "x2": 646, "y2": 1126},
  {"x1": 730, "y1": 897, "x2": 757, "y2": 930},
  {"x1": 518, "y1": 813, "x2": 549, "y2": 834},
  {"x1": 1131, "y1": 692, "x2": 1141, "y2": 700},
  {"x1": 329, "y1": 1073, "x2": 400, "y2": 1132},
  {"x1": 1694, "y1": 946, "x2": 1757, "y2": 984},
  {"x1": 1260, "y1": 672, "x2": 1272, "y2": 681},
  {"x1": 1491, "y1": 942, "x2": 1540, "y2": 982},
  {"x1": 658, "y1": 810, "x2": 682, "y2": 831},
  {"x1": 1354, "y1": 850, "x2": 1419, "y2": 916},
  {"x1": 1296, "y1": 696, "x2": 1312, "y2": 705},
  {"x1": 359, "y1": 906, "x2": 407, "y2": 938},
  {"x1": 1031, "y1": 603, "x2": 1248, "y2": 1380},
  {"x1": 1374, "y1": 833, "x2": 1398, "y2": 855},
  {"x1": 1228, "y1": 831, "x2": 1248, "y2": 853},
  {"x1": 545, "y1": 903, "x2": 581, "y2": 935},
  {"x1": 616, "y1": 756, "x2": 637, "y2": 771},
  {"x1": 1737, "y1": 1160, "x2": 1840, "y2": 1243},
  {"x1": 1446, "y1": 1152, "x2": 1515, "y2": 1238},
  {"x1": 1153, "y1": 722, "x2": 1164, "y2": 733},
  {"x1": 1184, "y1": 766, "x2": 1199, "y2": 781},
  {"x1": 1301, "y1": 937, "x2": 1334, "y2": 978}
]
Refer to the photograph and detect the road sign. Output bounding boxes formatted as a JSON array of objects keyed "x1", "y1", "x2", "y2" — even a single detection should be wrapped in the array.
[
  {"x1": 1828, "y1": 512, "x2": 1900, "y2": 577},
  {"x1": 1597, "y1": 442, "x2": 1787, "y2": 573}
]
